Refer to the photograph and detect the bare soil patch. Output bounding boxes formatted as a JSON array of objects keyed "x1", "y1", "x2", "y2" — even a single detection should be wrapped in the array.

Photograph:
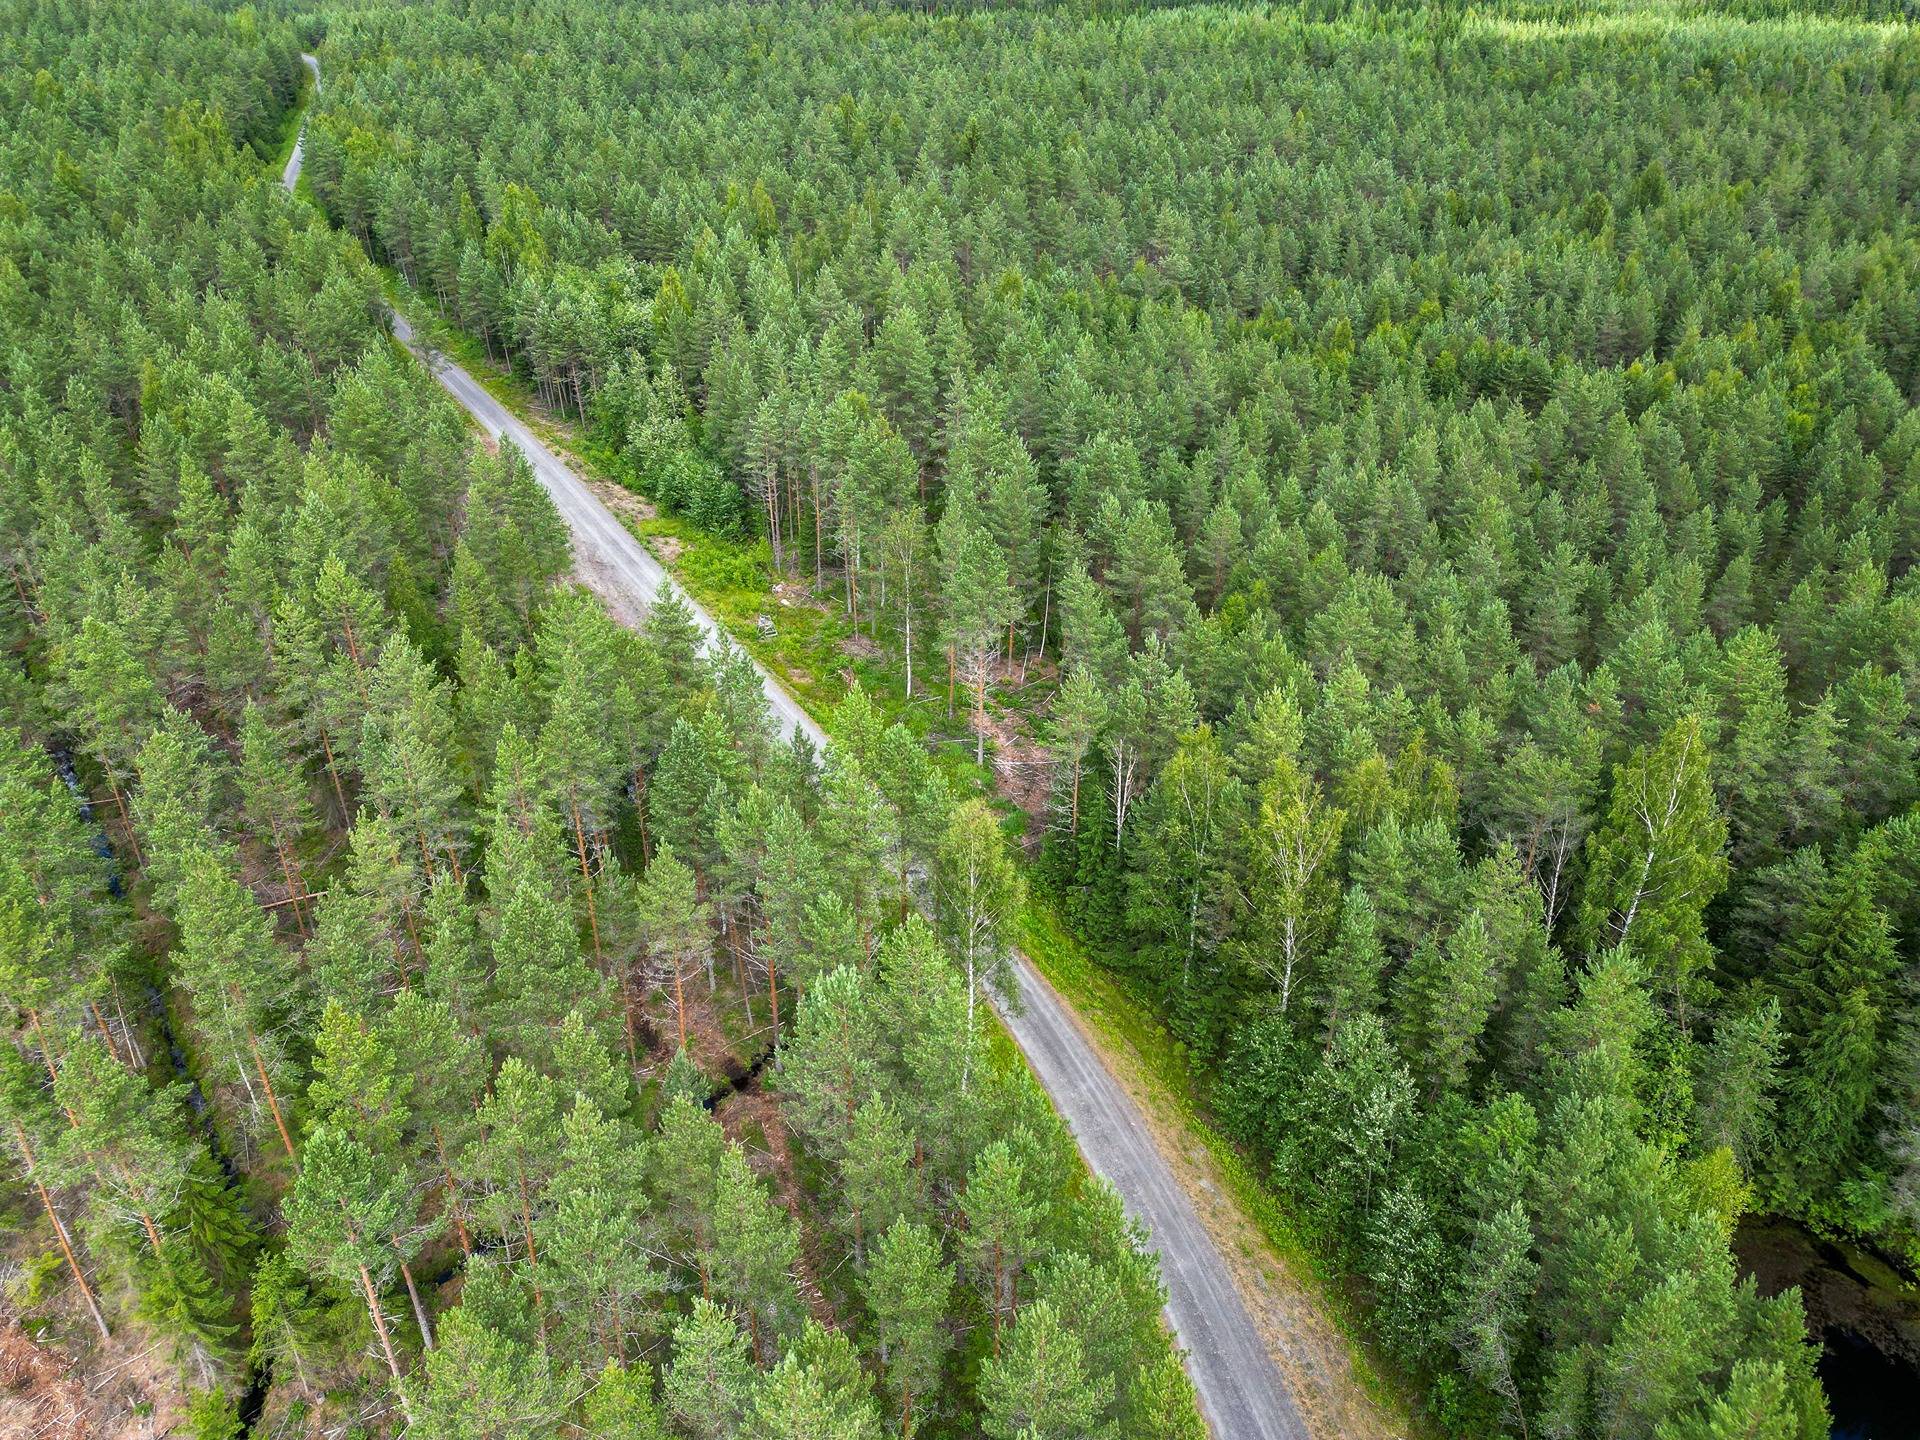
[
  {"x1": 771, "y1": 581, "x2": 827, "y2": 613},
  {"x1": 981, "y1": 710, "x2": 1053, "y2": 843},
  {"x1": 640, "y1": 979, "x2": 752, "y2": 1085},
  {"x1": 650, "y1": 535, "x2": 684, "y2": 567},
  {"x1": 837, "y1": 633, "x2": 882, "y2": 661},
  {"x1": 643, "y1": 961, "x2": 839, "y2": 1332},
  {"x1": 716, "y1": 1087, "x2": 837, "y2": 1330},
  {"x1": 0, "y1": 1320, "x2": 186, "y2": 1440},
  {"x1": 588, "y1": 478, "x2": 656, "y2": 526}
]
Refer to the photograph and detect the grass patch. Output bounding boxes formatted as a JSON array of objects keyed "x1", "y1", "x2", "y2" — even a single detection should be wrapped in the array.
[
  {"x1": 259, "y1": 57, "x2": 314, "y2": 178},
  {"x1": 262, "y1": 63, "x2": 314, "y2": 175}
]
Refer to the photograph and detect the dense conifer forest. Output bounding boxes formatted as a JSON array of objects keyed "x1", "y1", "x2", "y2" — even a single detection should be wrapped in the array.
[
  {"x1": 0, "y1": 2, "x2": 1202, "y2": 1436},
  {"x1": 4, "y1": 0, "x2": 1920, "y2": 1437}
]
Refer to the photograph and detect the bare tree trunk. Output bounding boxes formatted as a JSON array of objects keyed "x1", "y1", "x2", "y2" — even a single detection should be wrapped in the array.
[
  {"x1": 111, "y1": 987, "x2": 143, "y2": 1069},
  {"x1": 355, "y1": 1258, "x2": 409, "y2": 1407},
  {"x1": 15, "y1": 1123, "x2": 109, "y2": 1340},
  {"x1": 87, "y1": 999, "x2": 122, "y2": 1064},
  {"x1": 104, "y1": 772, "x2": 142, "y2": 867},
  {"x1": 672, "y1": 951, "x2": 687, "y2": 1050},
  {"x1": 398, "y1": 1258, "x2": 434, "y2": 1350},
  {"x1": 248, "y1": 1025, "x2": 297, "y2": 1160},
  {"x1": 272, "y1": 831, "x2": 308, "y2": 935},
  {"x1": 431, "y1": 1124, "x2": 471, "y2": 1256},
  {"x1": 318, "y1": 729, "x2": 349, "y2": 821},
  {"x1": 571, "y1": 801, "x2": 602, "y2": 962},
  {"x1": 810, "y1": 466, "x2": 824, "y2": 591}
]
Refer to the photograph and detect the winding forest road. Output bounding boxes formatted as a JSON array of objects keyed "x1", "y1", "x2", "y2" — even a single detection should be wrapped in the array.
[
  {"x1": 279, "y1": 52, "x2": 321, "y2": 191},
  {"x1": 286, "y1": 56, "x2": 1308, "y2": 1440}
]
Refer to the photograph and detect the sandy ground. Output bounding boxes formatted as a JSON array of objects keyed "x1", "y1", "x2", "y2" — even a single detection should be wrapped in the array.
[{"x1": 0, "y1": 1321, "x2": 186, "y2": 1440}]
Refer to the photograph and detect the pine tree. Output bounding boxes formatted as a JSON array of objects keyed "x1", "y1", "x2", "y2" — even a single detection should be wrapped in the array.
[
  {"x1": 539, "y1": 600, "x2": 623, "y2": 963},
  {"x1": 541, "y1": 1101, "x2": 662, "y2": 1368},
  {"x1": 59, "y1": 614, "x2": 162, "y2": 863},
  {"x1": 385, "y1": 987, "x2": 487, "y2": 1257},
  {"x1": 962, "y1": 1136, "x2": 1042, "y2": 1357},
  {"x1": 411, "y1": 1306, "x2": 575, "y2": 1440},
  {"x1": 817, "y1": 754, "x2": 893, "y2": 963},
  {"x1": 648, "y1": 1093, "x2": 728, "y2": 1295},
  {"x1": 644, "y1": 587, "x2": 709, "y2": 696},
  {"x1": 236, "y1": 701, "x2": 317, "y2": 934},
  {"x1": 978, "y1": 1299, "x2": 1113, "y2": 1440},
  {"x1": 362, "y1": 634, "x2": 469, "y2": 884},
  {"x1": 466, "y1": 1058, "x2": 564, "y2": 1315},
  {"x1": 748, "y1": 796, "x2": 826, "y2": 1031},
  {"x1": 583, "y1": 1360, "x2": 671, "y2": 1440},
  {"x1": 1392, "y1": 910, "x2": 1498, "y2": 1098},
  {"x1": 744, "y1": 1323, "x2": 888, "y2": 1440},
  {"x1": 780, "y1": 965, "x2": 880, "y2": 1169},
  {"x1": 710, "y1": 1142, "x2": 801, "y2": 1362},
  {"x1": 168, "y1": 845, "x2": 301, "y2": 1158},
  {"x1": 863, "y1": 1218, "x2": 952, "y2": 1437},
  {"x1": 247, "y1": 1252, "x2": 327, "y2": 1400},
  {"x1": 283, "y1": 1124, "x2": 416, "y2": 1404},
  {"x1": 663, "y1": 1298, "x2": 754, "y2": 1440},
  {"x1": 0, "y1": 1048, "x2": 110, "y2": 1339},
  {"x1": 637, "y1": 843, "x2": 709, "y2": 1052}
]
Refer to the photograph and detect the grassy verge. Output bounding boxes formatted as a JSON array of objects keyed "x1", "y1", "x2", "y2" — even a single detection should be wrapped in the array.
[
  {"x1": 1015, "y1": 897, "x2": 1422, "y2": 1432},
  {"x1": 262, "y1": 63, "x2": 313, "y2": 175},
  {"x1": 1014, "y1": 902, "x2": 1312, "y2": 1258},
  {"x1": 382, "y1": 277, "x2": 1009, "y2": 795}
]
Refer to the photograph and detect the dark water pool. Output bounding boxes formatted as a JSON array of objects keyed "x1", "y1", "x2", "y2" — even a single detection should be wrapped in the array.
[
  {"x1": 1735, "y1": 1219, "x2": 1920, "y2": 1440},
  {"x1": 1823, "y1": 1329, "x2": 1920, "y2": 1440}
]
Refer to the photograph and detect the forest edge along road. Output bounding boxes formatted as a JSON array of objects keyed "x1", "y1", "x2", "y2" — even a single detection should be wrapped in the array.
[
  {"x1": 381, "y1": 311, "x2": 1310, "y2": 1436},
  {"x1": 286, "y1": 54, "x2": 1309, "y2": 1440},
  {"x1": 388, "y1": 309, "x2": 823, "y2": 752},
  {"x1": 392, "y1": 314, "x2": 1313, "y2": 1440}
]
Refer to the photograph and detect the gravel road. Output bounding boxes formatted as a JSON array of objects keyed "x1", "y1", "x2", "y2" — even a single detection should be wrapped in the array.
[
  {"x1": 288, "y1": 52, "x2": 1310, "y2": 1440},
  {"x1": 279, "y1": 53, "x2": 321, "y2": 191}
]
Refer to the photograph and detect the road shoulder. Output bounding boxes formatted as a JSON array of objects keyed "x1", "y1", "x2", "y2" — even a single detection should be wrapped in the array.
[{"x1": 1016, "y1": 907, "x2": 1417, "y2": 1440}]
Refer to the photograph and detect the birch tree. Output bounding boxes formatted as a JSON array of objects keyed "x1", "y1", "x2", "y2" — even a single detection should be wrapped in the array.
[
  {"x1": 1238, "y1": 758, "x2": 1344, "y2": 1016},
  {"x1": 1574, "y1": 715, "x2": 1728, "y2": 1020},
  {"x1": 932, "y1": 799, "x2": 1025, "y2": 1093}
]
